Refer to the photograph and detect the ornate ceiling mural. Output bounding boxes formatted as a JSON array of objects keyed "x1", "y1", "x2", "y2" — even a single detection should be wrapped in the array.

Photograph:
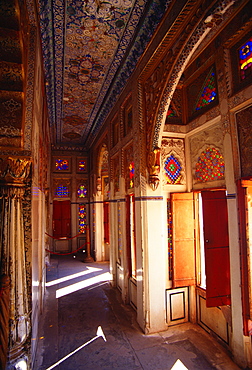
[{"x1": 38, "y1": 0, "x2": 170, "y2": 147}]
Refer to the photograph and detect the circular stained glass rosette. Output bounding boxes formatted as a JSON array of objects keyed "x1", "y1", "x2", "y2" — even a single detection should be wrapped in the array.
[{"x1": 195, "y1": 147, "x2": 225, "y2": 182}]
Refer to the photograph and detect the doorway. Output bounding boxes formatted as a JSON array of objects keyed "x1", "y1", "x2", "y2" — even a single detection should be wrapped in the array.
[
  {"x1": 52, "y1": 200, "x2": 71, "y2": 252},
  {"x1": 170, "y1": 189, "x2": 231, "y2": 342},
  {"x1": 126, "y1": 194, "x2": 137, "y2": 308}
]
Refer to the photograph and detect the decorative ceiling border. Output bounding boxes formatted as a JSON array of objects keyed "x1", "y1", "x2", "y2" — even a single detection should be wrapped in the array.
[
  {"x1": 86, "y1": 0, "x2": 172, "y2": 147},
  {"x1": 85, "y1": 0, "x2": 147, "y2": 140},
  {"x1": 38, "y1": 0, "x2": 66, "y2": 142}
]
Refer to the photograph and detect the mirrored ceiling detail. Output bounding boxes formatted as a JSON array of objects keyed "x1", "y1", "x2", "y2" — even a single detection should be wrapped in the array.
[{"x1": 38, "y1": 0, "x2": 170, "y2": 146}]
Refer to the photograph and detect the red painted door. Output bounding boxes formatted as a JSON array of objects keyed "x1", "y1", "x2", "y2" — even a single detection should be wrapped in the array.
[
  {"x1": 53, "y1": 200, "x2": 71, "y2": 238},
  {"x1": 104, "y1": 202, "x2": 110, "y2": 244},
  {"x1": 126, "y1": 194, "x2": 136, "y2": 278},
  {"x1": 201, "y1": 190, "x2": 231, "y2": 307},
  {"x1": 237, "y1": 179, "x2": 251, "y2": 335}
]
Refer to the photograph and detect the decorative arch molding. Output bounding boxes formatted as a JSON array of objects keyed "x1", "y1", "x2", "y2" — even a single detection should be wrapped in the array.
[
  {"x1": 152, "y1": 0, "x2": 236, "y2": 150},
  {"x1": 141, "y1": 0, "x2": 236, "y2": 189}
]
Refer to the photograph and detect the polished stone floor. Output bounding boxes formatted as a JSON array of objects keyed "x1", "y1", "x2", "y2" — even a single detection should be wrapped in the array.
[{"x1": 34, "y1": 254, "x2": 241, "y2": 370}]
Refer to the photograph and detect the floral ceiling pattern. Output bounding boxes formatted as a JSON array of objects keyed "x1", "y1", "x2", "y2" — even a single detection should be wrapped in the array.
[{"x1": 38, "y1": 0, "x2": 170, "y2": 147}]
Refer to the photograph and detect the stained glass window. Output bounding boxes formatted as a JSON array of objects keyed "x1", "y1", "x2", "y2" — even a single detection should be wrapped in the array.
[
  {"x1": 164, "y1": 154, "x2": 182, "y2": 184},
  {"x1": 79, "y1": 204, "x2": 86, "y2": 234},
  {"x1": 78, "y1": 159, "x2": 86, "y2": 172},
  {"x1": 195, "y1": 147, "x2": 225, "y2": 182},
  {"x1": 167, "y1": 200, "x2": 173, "y2": 281},
  {"x1": 195, "y1": 67, "x2": 217, "y2": 111},
  {"x1": 55, "y1": 159, "x2": 69, "y2": 171},
  {"x1": 239, "y1": 36, "x2": 252, "y2": 80},
  {"x1": 77, "y1": 184, "x2": 87, "y2": 198},
  {"x1": 129, "y1": 162, "x2": 134, "y2": 189},
  {"x1": 55, "y1": 185, "x2": 69, "y2": 198},
  {"x1": 167, "y1": 105, "x2": 177, "y2": 118},
  {"x1": 118, "y1": 201, "x2": 122, "y2": 264}
]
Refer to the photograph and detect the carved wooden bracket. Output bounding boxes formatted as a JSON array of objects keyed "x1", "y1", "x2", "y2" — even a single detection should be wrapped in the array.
[{"x1": 148, "y1": 147, "x2": 161, "y2": 191}]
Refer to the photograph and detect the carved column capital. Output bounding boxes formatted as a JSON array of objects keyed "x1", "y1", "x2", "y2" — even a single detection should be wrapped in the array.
[{"x1": 0, "y1": 157, "x2": 31, "y2": 185}]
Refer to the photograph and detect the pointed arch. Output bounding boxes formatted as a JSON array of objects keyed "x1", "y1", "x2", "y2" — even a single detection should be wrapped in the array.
[
  {"x1": 139, "y1": 0, "x2": 236, "y2": 188},
  {"x1": 152, "y1": 1, "x2": 235, "y2": 151}
]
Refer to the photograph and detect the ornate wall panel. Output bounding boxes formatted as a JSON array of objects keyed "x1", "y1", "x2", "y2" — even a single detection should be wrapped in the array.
[
  {"x1": 112, "y1": 155, "x2": 120, "y2": 194},
  {"x1": 236, "y1": 105, "x2": 252, "y2": 178},
  {"x1": 189, "y1": 124, "x2": 225, "y2": 185},
  {"x1": 161, "y1": 138, "x2": 186, "y2": 185}
]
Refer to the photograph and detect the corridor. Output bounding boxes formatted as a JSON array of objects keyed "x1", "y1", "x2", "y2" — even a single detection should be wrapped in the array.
[{"x1": 34, "y1": 254, "x2": 241, "y2": 370}]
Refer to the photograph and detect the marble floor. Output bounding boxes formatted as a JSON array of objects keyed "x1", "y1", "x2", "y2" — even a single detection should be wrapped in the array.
[{"x1": 34, "y1": 254, "x2": 241, "y2": 370}]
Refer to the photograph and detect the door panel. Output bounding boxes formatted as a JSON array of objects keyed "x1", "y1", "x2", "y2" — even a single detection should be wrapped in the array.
[
  {"x1": 201, "y1": 190, "x2": 231, "y2": 307},
  {"x1": 53, "y1": 200, "x2": 71, "y2": 238},
  {"x1": 171, "y1": 192, "x2": 195, "y2": 288},
  {"x1": 237, "y1": 179, "x2": 252, "y2": 335},
  {"x1": 104, "y1": 202, "x2": 109, "y2": 243}
]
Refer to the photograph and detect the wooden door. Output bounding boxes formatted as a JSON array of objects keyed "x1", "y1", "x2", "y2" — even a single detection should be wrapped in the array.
[
  {"x1": 201, "y1": 190, "x2": 231, "y2": 307},
  {"x1": 171, "y1": 192, "x2": 195, "y2": 288},
  {"x1": 126, "y1": 194, "x2": 136, "y2": 278},
  {"x1": 103, "y1": 202, "x2": 110, "y2": 244},
  {"x1": 53, "y1": 200, "x2": 71, "y2": 238}
]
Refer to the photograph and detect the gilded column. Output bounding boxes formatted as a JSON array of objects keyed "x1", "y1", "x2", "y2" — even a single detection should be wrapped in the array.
[{"x1": 0, "y1": 157, "x2": 31, "y2": 368}]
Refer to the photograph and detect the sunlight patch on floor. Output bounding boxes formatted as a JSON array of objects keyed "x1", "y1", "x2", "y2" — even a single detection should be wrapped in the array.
[
  {"x1": 171, "y1": 359, "x2": 189, "y2": 370},
  {"x1": 46, "y1": 266, "x2": 102, "y2": 287},
  {"x1": 56, "y1": 272, "x2": 111, "y2": 298}
]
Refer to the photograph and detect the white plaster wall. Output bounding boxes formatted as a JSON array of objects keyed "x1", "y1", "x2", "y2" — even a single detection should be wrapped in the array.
[
  {"x1": 224, "y1": 133, "x2": 247, "y2": 367},
  {"x1": 142, "y1": 186, "x2": 168, "y2": 333}
]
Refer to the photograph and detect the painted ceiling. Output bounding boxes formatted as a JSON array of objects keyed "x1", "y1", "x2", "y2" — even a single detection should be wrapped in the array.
[{"x1": 38, "y1": 0, "x2": 170, "y2": 148}]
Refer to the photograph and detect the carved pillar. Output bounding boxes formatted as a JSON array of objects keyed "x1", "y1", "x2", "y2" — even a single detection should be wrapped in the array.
[
  {"x1": 0, "y1": 275, "x2": 10, "y2": 370},
  {"x1": 0, "y1": 157, "x2": 31, "y2": 368}
]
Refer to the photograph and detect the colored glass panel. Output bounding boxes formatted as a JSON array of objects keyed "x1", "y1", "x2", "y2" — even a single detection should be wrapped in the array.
[
  {"x1": 164, "y1": 154, "x2": 182, "y2": 184},
  {"x1": 55, "y1": 158, "x2": 69, "y2": 170},
  {"x1": 167, "y1": 106, "x2": 177, "y2": 118},
  {"x1": 77, "y1": 184, "x2": 87, "y2": 198},
  {"x1": 129, "y1": 162, "x2": 134, "y2": 189},
  {"x1": 79, "y1": 204, "x2": 86, "y2": 234},
  {"x1": 55, "y1": 185, "x2": 69, "y2": 198},
  {"x1": 118, "y1": 202, "x2": 122, "y2": 264},
  {"x1": 239, "y1": 36, "x2": 252, "y2": 80},
  {"x1": 167, "y1": 200, "x2": 173, "y2": 281},
  {"x1": 78, "y1": 159, "x2": 86, "y2": 172},
  {"x1": 195, "y1": 147, "x2": 225, "y2": 182},
  {"x1": 195, "y1": 68, "x2": 217, "y2": 111}
]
